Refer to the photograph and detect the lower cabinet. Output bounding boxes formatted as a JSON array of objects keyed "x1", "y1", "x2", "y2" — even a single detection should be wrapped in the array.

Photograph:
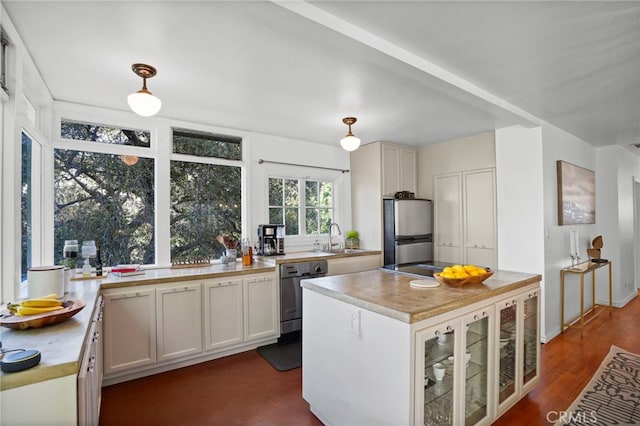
[
  {"x1": 78, "y1": 296, "x2": 103, "y2": 426},
  {"x1": 156, "y1": 282, "x2": 203, "y2": 362},
  {"x1": 415, "y1": 287, "x2": 540, "y2": 425},
  {"x1": 103, "y1": 287, "x2": 157, "y2": 375},
  {"x1": 104, "y1": 272, "x2": 278, "y2": 382}
]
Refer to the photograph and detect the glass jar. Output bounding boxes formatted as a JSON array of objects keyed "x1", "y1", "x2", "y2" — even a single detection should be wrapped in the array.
[{"x1": 63, "y1": 240, "x2": 79, "y2": 259}]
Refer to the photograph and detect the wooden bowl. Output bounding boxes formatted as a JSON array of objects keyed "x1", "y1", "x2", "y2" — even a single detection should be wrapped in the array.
[
  {"x1": 0, "y1": 299, "x2": 86, "y2": 330},
  {"x1": 433, "y1": 270, "x2": 494, "y2": 288}
]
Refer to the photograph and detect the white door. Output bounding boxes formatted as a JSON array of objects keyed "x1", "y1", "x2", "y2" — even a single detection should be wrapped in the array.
[
  {"x1": 434, "y1": 173, "x2": 462, "y2": 264},
  {"x1": 464, "y1": 169, "x2": 497, "y2": 268},
  {"x1": 156, "y1": 282, "x2": 203, "y2": 361},
  {"x1": 244, "y1": 274, "x2": 278, "y2": 341},
  {"x1": 203, "y1": 278, "x2": 244, "y2": 351}
]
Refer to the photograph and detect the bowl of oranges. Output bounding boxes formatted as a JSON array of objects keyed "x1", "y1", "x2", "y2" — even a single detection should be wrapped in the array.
[{"x1": 433, "y1": 264, "x2": 493, "y2": 288}]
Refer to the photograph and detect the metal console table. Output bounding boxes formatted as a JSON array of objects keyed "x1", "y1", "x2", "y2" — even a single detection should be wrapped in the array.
[{"x1": 560, "y1": 260, "x2": 612, "y2": 335}]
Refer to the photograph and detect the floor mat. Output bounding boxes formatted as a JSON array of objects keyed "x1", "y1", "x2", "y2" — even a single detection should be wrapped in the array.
[{"x1": 257, "y1": 339, "x2": 302, "y2": 372}]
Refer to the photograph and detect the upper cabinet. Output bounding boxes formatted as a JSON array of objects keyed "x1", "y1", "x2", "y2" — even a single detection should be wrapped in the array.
[
  {"x1": 434, "y1": 168, "x2": 497, "y2": 268},
  {"x1": 381, "y1": 143, "x2": 417, "y2": 197},
  {"x1": 351, "y1": 141, "x2": 416, "y2": 250}
]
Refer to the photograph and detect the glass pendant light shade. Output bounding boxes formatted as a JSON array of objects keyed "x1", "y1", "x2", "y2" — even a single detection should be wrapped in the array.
[
  {"x1": 127, "y1": 90, "x2": 162, "y2": 117},
  {"x1": 128, "y1": 63, "x2": 161, "y2": 117},
  {"x1": 340, "y1": 117, "x2": 360, "y2": 151},
  {"x1": 340, "y1": 135, "x2": 361, "y2": 151}
]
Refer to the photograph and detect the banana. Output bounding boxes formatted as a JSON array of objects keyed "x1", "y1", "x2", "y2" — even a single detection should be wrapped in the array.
[
  {"x1": 16, "y1": 305, "x2": 64, "y2": 316},
  {"x1": 20, "y1": 298, "x2": 63, "y2": 308}
]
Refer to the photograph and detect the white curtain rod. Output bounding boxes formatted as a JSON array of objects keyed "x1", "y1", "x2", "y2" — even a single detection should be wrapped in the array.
[{"x1": 258, "y1": 159, "x2": 350, "y2": 174}]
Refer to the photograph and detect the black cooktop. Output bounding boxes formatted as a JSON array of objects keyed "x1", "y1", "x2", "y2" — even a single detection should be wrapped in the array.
[{"x1": 381, "y1": 261, "x2": 454, "y2": 278}]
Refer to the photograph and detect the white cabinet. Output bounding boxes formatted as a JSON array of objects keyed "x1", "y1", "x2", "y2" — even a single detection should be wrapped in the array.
[
  {"x1": 434, "y1": 173, "x2": 463, "y2": 263},
  {"x1": 156, "y1": 282, "x2": 203, "y2": 361},
  {"x1": 78, "y1": 296, "x2": 103, "y2": 426},
  {"x1": 434, "y1": 168, "x2": 497, "y2": 268},
  {"x1": 382, "y1": 143, "x2": 417, "y2": 197},
  {"x1": 327, "y1": 254, "x2": 381, "y2": 276},
  {"x1": 244, "y1": 274, "x2": 278, "y2": 341},
  {"x1": 103, "y1": 287, "x2": 156, "y2": 375},
  {"x1": 203, "y1": 277, "x2": 244, "y2": 351}
]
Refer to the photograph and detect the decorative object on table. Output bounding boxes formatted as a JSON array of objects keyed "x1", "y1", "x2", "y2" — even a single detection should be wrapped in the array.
[
  {"x1": 556, "y1": 160, "x2": 596, "y2": 225},
  {"x1": 394, "y1": 190, "x2": 415, "y2": 199},
  {"x1": 433, "y1": 264, "x2": 493, "y2": 288},
  {"x1": 80, "y1": 240, "x2": 97, "y2": 277},
  {"x1": 557, "y1": 345, "x2": 640, "y2": 425},
  {"x1": 241, "y1": 238, "x2": 253, "y2": 266},
  {"x1": 345, "y1": 230, "x2": 360, "y2": 250},
  {"x1": 0, "y1": 349, "x2": 42, "y2": 373},
  {"x1": 110, "y1": 264, "x2": 145, "y2": 277},
  {"x1": 62, "y1": 239, "x2": 79, "y2": 270},
  {"x1": 587, "y1": 235, "x2": 608, "y2": 262},
  {"x1": 171, "y1": 259, "x2": 211, "y2": 269},
  {"x1": 0, "y1": 298, "x2": 85, "y2": 329},
  {"x1": 569, "y1": 228, "x2": 581, "y2": 266}
]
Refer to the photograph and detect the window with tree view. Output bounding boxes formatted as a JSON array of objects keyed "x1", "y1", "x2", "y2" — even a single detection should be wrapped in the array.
[
  {"x1": 55, "y1": 122, "x2": 155, "y2": 267},
  {"x1": 170, "y1": 128, "x2": 242, "y2": 262},
  {"x1": 268, "y1": 177, "x2": 333, "y2": 236}
]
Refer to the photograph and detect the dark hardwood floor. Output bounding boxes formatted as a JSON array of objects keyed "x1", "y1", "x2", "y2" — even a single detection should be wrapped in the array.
[{"x1": 100, "y1": 291, "x2": 639, "y2": 426}]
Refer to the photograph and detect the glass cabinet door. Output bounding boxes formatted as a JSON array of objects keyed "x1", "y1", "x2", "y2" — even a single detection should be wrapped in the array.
[
  {"x1": 464, "y1": 311, "x2": 490, "y2": 425},
  {"x1": 522, "y1": 291, "x2": 539, "y2": 389},
  {"x1": 417, "y1": 325, "x2": 456, "y2": 425},
  {"x1": 497, "y1": 299, "x2": 517, "y2": 406}
]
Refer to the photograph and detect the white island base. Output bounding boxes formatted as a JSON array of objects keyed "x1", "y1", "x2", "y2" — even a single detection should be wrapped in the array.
[{"x1": 301, "y1": 269, "x2": 541, "y2": 426}]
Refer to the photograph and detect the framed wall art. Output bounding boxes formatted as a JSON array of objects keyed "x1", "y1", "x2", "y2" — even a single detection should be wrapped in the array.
[{"x1": 557, "y1": 160, "x2": 595, "y2": 225}]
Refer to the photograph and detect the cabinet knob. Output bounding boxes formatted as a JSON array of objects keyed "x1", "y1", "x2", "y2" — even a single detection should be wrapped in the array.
[
  {"x1": 446, "y1": 325, "x2": 453, "y2": 332},
  {"x1": 473, "y1": 315, "x2": 479, "y2": 320},
  {"x1": 482, "y1": 311, "x2": 488, "y2": 317},
  {"x1": 434, "y1": 330, "x2": 441, "y2": 337}
]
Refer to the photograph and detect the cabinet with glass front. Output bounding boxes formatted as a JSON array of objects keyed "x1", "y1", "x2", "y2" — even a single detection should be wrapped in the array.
[{"x1": 415, "y1": 307, "x2": 492, "y2": 426}]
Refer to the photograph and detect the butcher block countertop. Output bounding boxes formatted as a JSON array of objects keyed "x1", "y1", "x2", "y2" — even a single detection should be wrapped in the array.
[{"x1": 301, "y1": 268, "x2": 542, "y2": 324}]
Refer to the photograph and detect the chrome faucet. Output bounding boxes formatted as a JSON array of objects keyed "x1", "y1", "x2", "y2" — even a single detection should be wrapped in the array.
[{"x1": 328, "y1": 222, "x2": 342, "y2": 252}]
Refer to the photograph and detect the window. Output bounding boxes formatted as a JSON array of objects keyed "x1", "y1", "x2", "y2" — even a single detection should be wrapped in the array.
[
  {"x1": 21, "y1": 132, "x2": 33, "y2": 280},
  {"x1": 170, "y1": 128, "x2": 242, "y2": 261},
  {"x1": 268, "y1": 177, "x2": 333, "y2": 236},
  {"x1": 55, "y1": 122, "x2": 155, "y2": 267}
]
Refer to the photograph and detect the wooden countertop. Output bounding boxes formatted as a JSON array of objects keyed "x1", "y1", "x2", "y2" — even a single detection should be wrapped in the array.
[
  {"x1": 255, "y1": 249, "x2": 381, "y2": 265},
  {"x1": 301, "y1": 268, "x2": 542, "y2": 324}
]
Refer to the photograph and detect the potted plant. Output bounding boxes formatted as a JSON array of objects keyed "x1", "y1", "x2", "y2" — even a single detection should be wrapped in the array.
[{"x1": 346, "y1": 230, "x2": 359, "y2": 250}]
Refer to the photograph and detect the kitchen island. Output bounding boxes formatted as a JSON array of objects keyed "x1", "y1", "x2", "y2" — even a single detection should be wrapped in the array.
[{"x1": 301, "y1": 268, "x2": 541, "y2": 425}]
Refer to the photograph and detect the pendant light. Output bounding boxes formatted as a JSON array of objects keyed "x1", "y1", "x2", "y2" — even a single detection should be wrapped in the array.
[
  {"x1": 127, "y1": 63, "x2": 162, "y2": 117},
  {"x1": 340, "y1": 117, "x2": 361, "y2": 151}
]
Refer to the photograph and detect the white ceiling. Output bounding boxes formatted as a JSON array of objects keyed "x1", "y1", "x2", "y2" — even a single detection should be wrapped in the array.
[{"x1": 3, "y1": 1, "x2": 639, "y2": 152}]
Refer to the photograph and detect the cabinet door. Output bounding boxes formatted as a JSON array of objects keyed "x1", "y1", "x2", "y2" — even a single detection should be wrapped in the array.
[
  {"x1": 399, "y1": 148, "x2": 417, "y2": 194},
  {"x1": 415, "y1": 322, "x2": 458, "y2": 425},
  {"x1": 78, "y1": 320, "x2": 98, "y2": 426},
  {"x1": 156, "y1": 282, "x2": 203, "y2": 362},
  {"x1": 464, "y1": 169, "x2": 496, "y2": 268},
  {"x1": 203, "y1": 278, "x2": 244, "y2": 351},
  {"x1": 495, "y1": 297, "x2": 518, "y2": 415},
  {"x1": 462, "y1": 308, "x2": 492, "y2": 426},
  {"x1": 521, "y1": 290, "x2": 540, "y2": 393},
  {"x1": 244, "y1": 274, "x2": 278, "y2": 341},
  {"x1": 382, "y1": 144, "x2": 400, "y2": 196},
  {"x1": 103, "y1": 288, "x2": 156, "y2": 374},
  {"x1": 434, "y1": 173, "x2": 463, "y2": 264}
]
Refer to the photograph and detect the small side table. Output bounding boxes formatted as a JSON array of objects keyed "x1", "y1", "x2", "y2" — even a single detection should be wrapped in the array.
[{"x1": 560, "y1": 260, "x2": 612, "y2": 335}]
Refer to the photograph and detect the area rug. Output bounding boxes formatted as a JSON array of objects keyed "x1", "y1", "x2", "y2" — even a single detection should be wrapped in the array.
[
  {"x1": 257, "y1": 339, "x2": 301, "y2": 372},
  {"x1": 557, "y1": 345, "x2": 640, "y2": 425}
]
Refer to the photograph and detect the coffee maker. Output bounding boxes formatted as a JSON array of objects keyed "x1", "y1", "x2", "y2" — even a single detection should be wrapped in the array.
[{"x1": 257, "y1": 224, "x2": 285, "y2": 256}]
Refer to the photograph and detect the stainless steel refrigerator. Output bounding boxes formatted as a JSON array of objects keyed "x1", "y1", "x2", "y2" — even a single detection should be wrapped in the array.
[{"x1": 383, "y1": 198, "x2": 433, "y2": 265}]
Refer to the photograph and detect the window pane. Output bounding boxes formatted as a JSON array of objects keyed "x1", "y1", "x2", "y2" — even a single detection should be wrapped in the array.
[
  {"x1": 320, "y1": 182, "x2": 333, "y2": 207},
  {"x1": 319, "y1": 209, "x2": 333, "y2": 234},
  {"x1": 285, "y1": 208, "x2": 299, "y2": 235},
  {"x1": 269, "y1": 208, "x2": 283, "y2": 225},
  {"x1": 61, "y1": 120, "x2": 150, "y2": 147},
  {"x1": 269, "y1": 178, "x2": 283, "y2": 206},
  {"x1": 54, "y1": 149, "x2": 155, "y2": 266},
  {"x1": 21, "y1": 133, "x2": 33, "y2": 280},
  {"x1": 172, "y1": 128, "x2": 242, "y2": 160},
  {"x1": 284, "y1": 179, "x2": 299, "y2": 206},
  {"x1": 170, "y1": 161, "x2": 241, "y2": 261},
  {"x1": 305, "y1": 181, "x2": 318, "y2": 206},
  {"x1": 306, "y1": 208, "x2": 318, "y2": 234}
]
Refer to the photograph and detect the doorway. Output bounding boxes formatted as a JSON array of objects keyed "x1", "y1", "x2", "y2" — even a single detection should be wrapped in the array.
[{"x1": 635, "y1": 178, "x2": 640, "y2": 289}]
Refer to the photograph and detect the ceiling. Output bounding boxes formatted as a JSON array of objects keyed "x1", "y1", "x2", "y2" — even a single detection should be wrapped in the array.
[{"x1": 3, "y1": 1, "x2": 639, "y2": 152}]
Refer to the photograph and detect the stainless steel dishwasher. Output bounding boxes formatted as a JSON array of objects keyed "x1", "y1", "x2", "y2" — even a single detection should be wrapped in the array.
[{"x1": 279, "y1": 260, "x2": 328, "y2": 336}]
